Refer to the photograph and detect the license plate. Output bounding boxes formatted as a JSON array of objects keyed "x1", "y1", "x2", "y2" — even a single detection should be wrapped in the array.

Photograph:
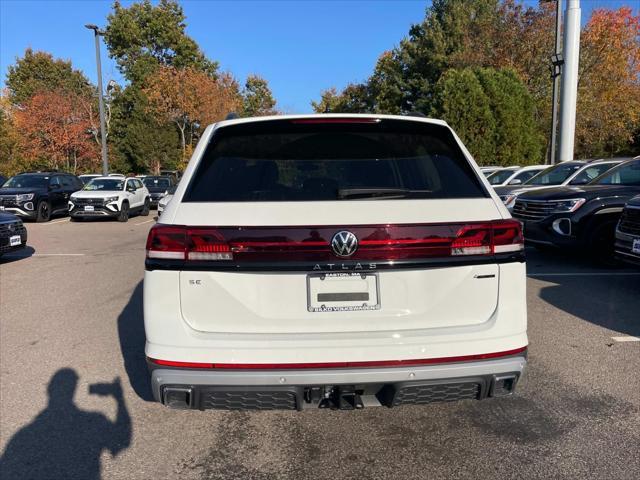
[
  {"x1": 307, "y1": 272, "x2": 380, "y2": 312},
  {"x1": 9, "y1": 235, "x2": 21, "y2": 247},
  {"x1": 633, "y1": 238, "x2": 640, "y2": 254},
  {"x1": 84, "y1": 205, "x2": 94, "y2": 212}
]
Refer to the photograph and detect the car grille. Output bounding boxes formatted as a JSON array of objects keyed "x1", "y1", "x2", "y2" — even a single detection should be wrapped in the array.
[
  {"x1": 0, "y1": 195, "x2": 19, "y2": 207},
  {"x1": 0, "y1": 220, "x2": 26, "y2": 237},
  {"x1": 618, "y1": 206, "x2": 640, "y2": 236},
  {"x1": 391, "y1": 382, "x2": 481, "y2": 406},
  {"x1": 200, "y1": 390, "x2": 298, "y2": 410},
  {"x1": 72, "y1": 198, "x2": 105, "y2": 207},
  {"x1": 512, "y1": 200, "x2": 558, "y2": 221}
]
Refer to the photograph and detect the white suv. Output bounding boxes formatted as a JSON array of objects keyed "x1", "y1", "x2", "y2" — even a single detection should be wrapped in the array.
[
  {"x1": 69, "y1": 176, "x2": 150, "y2": 222},
  {"x1": 144, "y1": 114, "x2": 527, "y2": 410}
]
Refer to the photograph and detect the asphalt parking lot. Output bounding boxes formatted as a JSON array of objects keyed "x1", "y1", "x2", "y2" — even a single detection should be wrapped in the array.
[{"x1": 1, "y1": 217, "x2": 639, "y2": 480}]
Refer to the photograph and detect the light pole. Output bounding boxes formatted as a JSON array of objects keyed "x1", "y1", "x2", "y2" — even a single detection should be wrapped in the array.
[
  {"x1": 558, "y1": 0, "x2": 581, "y2": 162},
  {"x1": 85, "y1": 24, "x2": 109, "y2": 176},
  {"x1": 549, "y1": 0, "x2": 563, "y2": 164}
]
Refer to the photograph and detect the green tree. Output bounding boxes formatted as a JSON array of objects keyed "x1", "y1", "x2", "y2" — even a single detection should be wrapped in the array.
[
  {"x1": 311, "y1": 84, "x2": 371, "y2": 113},
  {"x1": 5, "y1": 48, "x2": 92, "y2": 105},
  {"x1": 104, "y1": 0, "x2": 217, "y2": 83},
  {"x1": 432, "y1": 69, "x2": 496, "y2": 164},
  {"x1": 242, "y1": 75, "x2": 277, "y2": 117}
]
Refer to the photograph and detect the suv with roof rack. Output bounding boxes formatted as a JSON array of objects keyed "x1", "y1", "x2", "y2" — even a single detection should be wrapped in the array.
[
  {"x1": 0, "y1": 172, "x2": 82, "y2": 222},
  {"x1": 144, "y1": 114, "x2": 527, "y2": 411}
]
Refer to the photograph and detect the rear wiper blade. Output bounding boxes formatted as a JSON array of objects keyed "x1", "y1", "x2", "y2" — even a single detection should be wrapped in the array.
[{"x1": 337, "y1": 188, "x2": 432, "y2": 199}]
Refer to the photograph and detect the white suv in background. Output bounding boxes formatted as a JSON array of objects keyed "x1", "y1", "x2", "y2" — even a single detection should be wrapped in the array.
[
  {"x1": 144, "y1": 114, "x2": 527, "y2": 411},
  {"x1": 69, "y1": 176, "x2": 150, "y2": 222}
]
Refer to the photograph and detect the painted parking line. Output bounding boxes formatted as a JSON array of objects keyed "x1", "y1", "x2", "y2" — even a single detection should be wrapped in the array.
[
  {"x1": 611, "y1": 336, "x2": 640, "y2": 342},
  {"x1": 134, "y1": 219, "x2": 155, "y2": 226},
  {"x1": 528, "y1": 272, "x2": 640, "y2": 277},
  {"x1": 38, "y1": 218, "x2": 70, "y2": 226},
  {"x1": 2, "y1": 253, "x2": 85, "y2": 258}
]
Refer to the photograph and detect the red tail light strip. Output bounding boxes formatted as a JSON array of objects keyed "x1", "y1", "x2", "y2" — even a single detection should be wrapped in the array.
[
  {"x1": 146, "y1": 220, "x2": 524, "y2": 262},
  {"x1": 148, "y1": 346, "x2": 527, "y2": 370}
]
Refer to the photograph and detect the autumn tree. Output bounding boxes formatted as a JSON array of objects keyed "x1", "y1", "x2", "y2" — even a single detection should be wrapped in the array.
[
  {"x1": 5, "y1": 49, "x2": 92, "y2": 105},
  {"x1": 0, "y1": 90, "x2": 23, "y2": 175},
  {"x1": 143, "y1": 66, "x2": 241, "y2": 159},
  {"x1": 576, "y1": 7, "x2": 640, "y2": 157},
  {"x1": 14, "y1": 90, "x2": 99, "y2": 173},
  {"x1": 242, "y1": 75, "x2": 277, "y2": 117}
]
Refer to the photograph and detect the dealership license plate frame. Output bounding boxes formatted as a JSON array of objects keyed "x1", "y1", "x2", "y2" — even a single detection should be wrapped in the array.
[
  {"x1": 633, "y1": 238, "x2": 640, "y2": 255},
  {"x1": 9, "y1": 235, "x2": 21, "y2": 247},
  {"x1": 84, "y1": 205, "x2": 94, "y2": 212},
  {"x1": 307, "y1": 272, "x2": 380, "y2": 313}
]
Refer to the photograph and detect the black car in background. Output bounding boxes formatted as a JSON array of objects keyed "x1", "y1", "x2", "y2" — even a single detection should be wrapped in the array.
[
  {"x1": 0, "y1": 174, "x2": 7, "y2": 186},
  {"x1": 142, "y1": 176, "x2": 175, "y2": 208},
  {"x1": 0, "y1": 212, "x2": 27, "y2": 257},
  {"x1": 0, "y1": 172, "x2": 83, "y2": 222},
  {"x1": 512, "y1": 158, "x2": 640, "y2": 261},
  {"x1": 615, "y1": 195, "x2": 640, "y2": 266}
]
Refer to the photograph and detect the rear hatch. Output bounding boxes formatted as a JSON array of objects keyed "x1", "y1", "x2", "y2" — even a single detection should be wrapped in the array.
[{"x1": 148, "y1": 117, "x2": 522, "y2": 334}]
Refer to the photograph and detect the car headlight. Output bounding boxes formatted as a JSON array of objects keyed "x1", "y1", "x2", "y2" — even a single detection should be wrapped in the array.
[
  {"x1": 17, "y1": 193, "x2": 34, "y2": 202},
  {"x1": 105, "y1": 196, "x2": 119, "y2": 203},
  {"x1": 551, "y1": 198, "x2": 586, "y2": 213},
  {"x1": 500, "y1": 194, "x2": 517, "y2": 208}
]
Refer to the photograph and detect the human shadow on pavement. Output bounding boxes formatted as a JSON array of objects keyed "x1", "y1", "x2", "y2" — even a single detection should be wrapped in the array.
[
  {"x1": 117, "y1": 281, "x2": 154, "y2": 401},
  {"x1": 0, "y1": 368, "x2": 131, "y2": 480},
  {"x1": 538, "y1": 274, "x2": 640, "y2": 337}
]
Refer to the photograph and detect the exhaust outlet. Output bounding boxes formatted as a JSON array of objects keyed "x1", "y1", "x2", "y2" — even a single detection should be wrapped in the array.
[
  {"x1": 491, "y1": 374, "x2": 518, "y2": 397},
  {"x1": 163, "y1": 387, "x2": 193, "y2": 409}
]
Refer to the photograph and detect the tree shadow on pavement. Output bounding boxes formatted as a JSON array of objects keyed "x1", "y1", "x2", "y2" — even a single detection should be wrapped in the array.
[
  {"x1": 0, "y1": 368, "x2": 131, "y2": 480},
  {"x1": 117, "y1": 281, "x2": 154, "y2": 401},
  {"x1": 537, "y1": 274, "x2": 640, "y2": 336}
]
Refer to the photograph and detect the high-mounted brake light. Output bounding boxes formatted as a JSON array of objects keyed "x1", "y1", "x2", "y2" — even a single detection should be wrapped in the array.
[{"x1": 290, "y1": 118, "x2": 381, "y2": 124}]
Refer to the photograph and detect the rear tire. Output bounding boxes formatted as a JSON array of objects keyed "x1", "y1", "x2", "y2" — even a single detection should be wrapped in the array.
[
  {"x1": 36, "y1": 201, "x2": 51, "y2": 222},
  {"x1": 141, "y1": 198, "x2": 150, "y2": 216},
  {"x1": 117, "y1": 202, "x2": 130, "y2": 222}
]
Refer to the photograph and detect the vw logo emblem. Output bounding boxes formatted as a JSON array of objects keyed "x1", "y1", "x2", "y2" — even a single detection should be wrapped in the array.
[{"x1": 331, "y1": 230, "x2": 358, "y2": 257}]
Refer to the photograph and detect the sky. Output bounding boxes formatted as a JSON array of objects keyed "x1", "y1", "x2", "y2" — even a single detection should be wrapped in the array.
[{"x1": 0, "y1": 0, "x2": 637, "y2": 113}]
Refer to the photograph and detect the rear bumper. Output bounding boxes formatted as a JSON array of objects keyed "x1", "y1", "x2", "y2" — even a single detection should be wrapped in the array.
[{"x1": 149, "y1": 354, "x2": 527, "y2": 410}]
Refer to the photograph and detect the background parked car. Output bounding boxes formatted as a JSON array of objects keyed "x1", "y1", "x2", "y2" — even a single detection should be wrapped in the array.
[
  {"x1": 487, "y1": 165, "x2": 547, "y2": 187},
  {"x1": 480, "y1": 166, "x2": 504, "y2": 177},
  {"x1": 69, "y1": 176, "x2": 150, "y2": 222},
  {"x1": 513, "y1": 158, "x2": 640, "y2": 262},
  {"x1": 615, "y1": 194, "x2": 640, "y2": 266},
  {"x1": 0, "y1": 212, "x2": 27, "y2": 258},
  {"x1": 142, "y1": 176, "x2": 175, "y2": 208},
  {"x1": 0, "y1": 174, "x2": 7, "y2": 186},
  {"x1": 78, "y1": 174, "x2": 102, "y2": 185},
  {"x1": 0, "y1": 172, "x2": 83, "y2": 222},
  {"x1": 496, "y1": 159, "x2": 622, "y2": 210},
  {"x1": 156, "y1": 185, "x2": 176, "y2": 217}
]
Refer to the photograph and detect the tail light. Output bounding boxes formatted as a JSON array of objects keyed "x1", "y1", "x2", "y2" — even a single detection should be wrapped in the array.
[{"x1": 146, "y1": 220, "x2": 523, "y2": 263}]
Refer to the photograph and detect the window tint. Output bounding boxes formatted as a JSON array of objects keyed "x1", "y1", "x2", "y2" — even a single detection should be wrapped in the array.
[
  {"x1": 527, "y1": 163, "x2": 583, "y2": 185},
  {"x1": 513, "y1": 169, "x2": 542, "y2": 183},
  {"x1": 2, "y1": 175, "x2": 48, "y2": 188},
  {"x1": 595, "y1": 160, "x2": 640, "y2": 186},
  {"x1": 487, "y1": 169, "x2": 518, "y2": 185},
  {"x1": 143, "y1": 177, "x2": 172, "y2": 188},
  {"x1": 83, "y1": 179, "x2": 124, "y2": 191},
  {"x1": 569, "y1": 163, "x2": 617, "y2": 185},
  {"x1": 185, "y1": 119, "x2": 487, "y2": 202},
  {"x1": 49, "y1": 176, "x2": 62, "y2": 187}
]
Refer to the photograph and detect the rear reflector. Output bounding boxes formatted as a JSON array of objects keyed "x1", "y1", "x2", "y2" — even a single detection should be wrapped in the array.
[
  {"x1": 148, "y1": 346, "x2": 527, "y2": 370},
  {"x1": 146, "y1": 220, "x2": 524, "y2": 262}
]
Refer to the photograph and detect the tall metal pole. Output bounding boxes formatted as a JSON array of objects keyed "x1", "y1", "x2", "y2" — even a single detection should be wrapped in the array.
[
  {"x1": 86, "y1": 25, "x2": 109, "y2": 175},
  {"x1": 549, "y1": 0, "x2": 563, "y2": 165},
  {"x1": 558, "y1": 0, "x2": 581, "y2": 162}
]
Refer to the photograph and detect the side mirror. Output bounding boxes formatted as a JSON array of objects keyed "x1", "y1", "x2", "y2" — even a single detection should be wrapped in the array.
[{"x1": 508, "y1": 179, "x2": 522, "y2": 186}]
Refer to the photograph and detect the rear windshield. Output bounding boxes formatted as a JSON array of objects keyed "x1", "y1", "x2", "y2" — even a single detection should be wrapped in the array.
[
  {"x1": 184, "y1": 119, "x2": 487, "y2": 202},
  {"x1": 144, "y1": 177, "x2": 172, "y2": 188},
  {"x1": 527, "y1": 163, "x2": 583, "y2": 185}
]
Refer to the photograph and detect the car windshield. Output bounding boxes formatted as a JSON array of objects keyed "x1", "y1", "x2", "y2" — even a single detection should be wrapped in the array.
[
  {"x1": 2, "y1": 175, "x2": 48, "y2": 188},
  {"x1": 185, "y1": 119, "x2": 487, "y2": 202},
  {"x1": 83, "y1": 179, "x2": 124, "y2": 191},
  {"x1": 593, "y1": 160, "x2": 640, "y2": 186},
  {"x1": 526, "y1": 163, "x2": 583, "y2": 185},
  {"x1": 487, "y1": 169, "x2": 517, "y2": 185},
  {"x1": 143, "y1": 177, "x2": 172, "y2": 188},
  {"x1": 569, "y1": 163, "x2": 617, "y2": 185}
]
